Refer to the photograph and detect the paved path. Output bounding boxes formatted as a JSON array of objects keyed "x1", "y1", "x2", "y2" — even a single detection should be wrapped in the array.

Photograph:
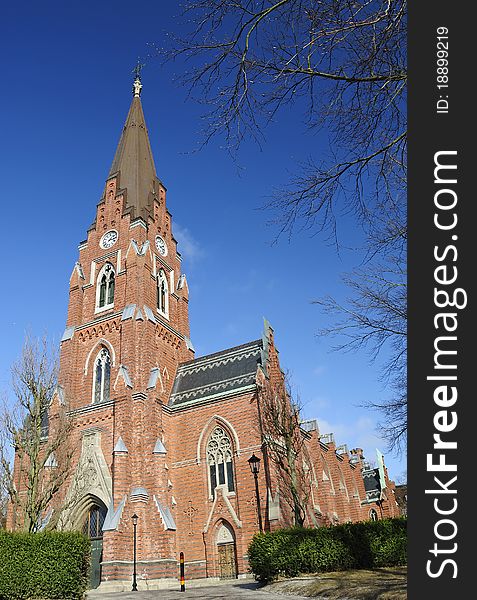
[{"x1": 87, "y1": 580, "x2": 309, "y2": 599}]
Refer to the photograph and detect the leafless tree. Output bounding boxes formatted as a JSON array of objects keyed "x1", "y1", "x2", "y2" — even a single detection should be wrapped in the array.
[
  {"x1": 159, "y1": 0, "x2": 407, "y2": 450},
  {"x1": 0, "y1": 479, "x2": 7, "y2": 529},
  {"x1": 0, "y1": 337, "x2": 75, "y2": 532},
  {"x1": 258, "y1": 375, "x2": 312, "y2": 527},
  {"x1": 315, "y1": 253, "x2": 407, "y2": 451},
  {"x1": 160, "y1": 0, "x2": 406, "y2": 239}
]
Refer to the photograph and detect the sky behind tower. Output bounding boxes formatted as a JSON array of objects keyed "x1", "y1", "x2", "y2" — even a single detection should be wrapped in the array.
[{"x1": 0, "y1": 1, "x2": 406, "y2": 479}]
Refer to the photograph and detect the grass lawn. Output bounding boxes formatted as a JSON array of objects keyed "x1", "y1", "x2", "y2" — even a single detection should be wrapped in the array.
[{"x1": 265, "y1": 566, "x2": 407, "y2": 599}]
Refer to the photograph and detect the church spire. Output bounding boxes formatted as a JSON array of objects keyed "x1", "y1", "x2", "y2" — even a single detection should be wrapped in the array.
[{"x1": 108, "y1": 70, "x2": 159, "y2": 222}]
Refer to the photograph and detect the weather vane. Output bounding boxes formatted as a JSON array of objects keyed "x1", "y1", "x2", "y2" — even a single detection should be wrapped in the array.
[
  {"x1": 132, "y1": 60, "x2": 145, "y2": 97},
  {"x1": 132, "y1": 60, "x2": 145, "y2": 80}
]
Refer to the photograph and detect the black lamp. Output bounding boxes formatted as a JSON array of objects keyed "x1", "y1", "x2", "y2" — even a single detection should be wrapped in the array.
[
  {"x1": 248, "y1": 454, "x2": 263, "y2": 532},
  {"x1": 131, "y1": 513, "x2": 138, "y2": 591},
  {"x1": 248, "y1": 453, "x2": 261, "y2": 474}
]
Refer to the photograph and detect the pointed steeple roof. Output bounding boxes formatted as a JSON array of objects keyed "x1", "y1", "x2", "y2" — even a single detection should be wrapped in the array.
[{"x1": 108, "y1": 77, "x2": 160, "y2": 222}]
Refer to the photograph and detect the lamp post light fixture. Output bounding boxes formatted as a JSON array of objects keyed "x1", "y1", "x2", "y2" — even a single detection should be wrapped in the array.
[
  {"x1": 248, "y1": 453, "x2": 263, "y2": 533},
  {"x1": 131, "y1": 513, "x2": 138, "y2": 591}
]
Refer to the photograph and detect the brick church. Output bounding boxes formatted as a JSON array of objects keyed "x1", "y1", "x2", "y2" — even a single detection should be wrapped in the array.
[{"x1": 10, "y1": 76, "x2": 399, "y2": 590}]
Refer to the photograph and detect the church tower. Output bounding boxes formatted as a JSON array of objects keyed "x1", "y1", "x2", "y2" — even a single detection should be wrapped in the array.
[{"x1": 58, "y1": 74, "x2": 194, "y2": 584}]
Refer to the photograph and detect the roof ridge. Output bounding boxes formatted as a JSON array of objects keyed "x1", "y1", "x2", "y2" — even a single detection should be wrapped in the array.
[{"x1": 178, "y1": 339, "x2": 263, "y2": 367}]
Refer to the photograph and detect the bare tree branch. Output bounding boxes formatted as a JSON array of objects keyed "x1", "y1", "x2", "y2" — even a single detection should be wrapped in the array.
[
  {"x1": 0, "y1": 337, "x2": 75, "y2": 532},
  {"x1": 159, "y1": 0, "x2": 407, "y2": 450},
  {"x1": 314, "y1": 256, "x2": 407, "y2": 452},
  {"x1": 258, "y1": 373, "x2": 313, "y2": 526}
]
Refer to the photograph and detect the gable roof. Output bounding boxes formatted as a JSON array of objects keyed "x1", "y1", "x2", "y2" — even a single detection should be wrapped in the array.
[{"x1": 169, "y1": 340, "x2": 263, "y2": 408}]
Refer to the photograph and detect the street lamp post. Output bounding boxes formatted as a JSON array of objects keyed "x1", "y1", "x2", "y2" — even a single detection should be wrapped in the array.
[
  {"x1": 248, "y1": 453, "x2": 263, "y2": 533},
  {"x1": 131, "y1": 513, "x2": 138, "y2": 591}
]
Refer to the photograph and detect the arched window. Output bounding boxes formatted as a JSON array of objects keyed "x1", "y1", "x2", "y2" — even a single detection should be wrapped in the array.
[
  {"x1": 93, "y1": 348, "x2": 111, "y2": 404},
  {"x1": 82, "y1": 504, "x2": 107, "y2": 539},
  {"x1": 96, "y1": 263, "x2": 115, "y2": 310},
  {"x1": 369, "y1": 508, "x2": 379, "y2": 521},
  {"x1": 207, "y1": 427, "x2": 235, "y2": 496},
  {"x1": 157, "y1": 269, "x2": 169, "y2": 317}
]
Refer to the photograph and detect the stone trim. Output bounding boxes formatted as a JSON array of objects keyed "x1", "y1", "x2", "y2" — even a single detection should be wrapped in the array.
[
  {"x1": 203, "y1": 485, "x2": 242, "y2": 533},
  {"x1": 196, "y1": 415, "x2": 241, "y2": 464},
  {"x1": 177, "y1": 346, "x2": 261, "y2": 376},
  {"x1": 153, "y1": 438, "x2": 167, "y2": 454},
  {"x1": 61, "y1": 326, "x2": 75, "y2": 342},
  {"x1": 76, "y1": 311, "x2": 122, "y2": 329},
  {"x1": 68, "y1": 399, "x2": 115, "y2": 416},
  {"x1": 101, "y1": 559, "x2": 178, "y2": 566},
  {"x1": 164, "y1": 386, "x2": 256, "y2": 413},
  {"x1": 171, "y1": 458, "x2": 199, "y2": 468},
  {"x1": 169, "y1": 382, "x2": 256, "y2": 410},
  {"x1": 84, "y1": 338, "x2": 117, "y2": 375},
  {"x1": 103, "y1": 495, "x2": 127, "y2": 531},
  {"x1": 129, "y1": 218, "x2": 147, "y2": 230},
  {"x1": 155, "y1": 314, "x2": 184, "y2": 339}
]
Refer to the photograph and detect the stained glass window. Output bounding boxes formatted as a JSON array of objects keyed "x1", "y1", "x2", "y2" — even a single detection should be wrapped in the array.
[
  {"x1": 207, "y1": 427, "x2": 235, "y2": 495},
  {"x1": 93, "y1": 348, "x2": 111, "y2": 404},
  {"x1": 157, "y1": 269, "x2": 169, "y2": 317},
  {"x1": 97, "y1": 264, "x2": 115, "y2": 309},
  {"x1": 82, "y1": 504, "x2": 107, "y2": 539},
  {"x1": 157, "y1": 270, "x2": 169, "y2": 315}
]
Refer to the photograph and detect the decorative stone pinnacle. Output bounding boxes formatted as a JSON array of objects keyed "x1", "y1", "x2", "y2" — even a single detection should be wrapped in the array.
[
  {"x1": 133, "y1": 77, "x2": 142, "y2": 97},
  {"x1": 132, "y1": 61, "x2": 145, "y2": 97}
]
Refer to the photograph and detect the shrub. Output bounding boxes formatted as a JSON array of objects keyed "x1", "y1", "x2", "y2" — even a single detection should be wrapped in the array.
[
  {"x1": 248, "y1": 517, "x2": 407, "y2": 582},
  {"x1": 0, "y1": 530, "x2": 90, "y2": 599}
]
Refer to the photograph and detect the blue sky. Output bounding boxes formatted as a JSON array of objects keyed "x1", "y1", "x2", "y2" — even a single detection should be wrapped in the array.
[{"x1": 0, "y1": 1, "x2": 406, "y2": 479}]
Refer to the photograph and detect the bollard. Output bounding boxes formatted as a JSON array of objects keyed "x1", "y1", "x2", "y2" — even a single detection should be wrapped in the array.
[{"x1": 180, "y1": 551, "x2": 185, "y2": 592}]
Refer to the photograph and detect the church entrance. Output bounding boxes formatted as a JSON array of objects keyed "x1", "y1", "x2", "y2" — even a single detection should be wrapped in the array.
[
  {"x1": 218, "y1": 543, "x2": 237, "y2": 579},
  {"x1": 82, "y1": 502, "x2": 107, "y2": 589},
  {"x1": 216, "y1": 522, "x2": 237, "y2": 579}
]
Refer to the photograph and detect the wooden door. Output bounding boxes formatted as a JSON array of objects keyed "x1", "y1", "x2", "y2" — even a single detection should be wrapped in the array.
[
  {"x1": 82, "y1": 504, "x2": 106, "y2": 589},
  {"x1": 218, "y1": 543, "x2": 237, "y2": 579}
]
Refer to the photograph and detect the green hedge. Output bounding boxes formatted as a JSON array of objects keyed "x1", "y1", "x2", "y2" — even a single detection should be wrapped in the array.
[
  {"x1": 0, "y1": 531, "x2": 90, "y2": 599},
  {"x1": 248, "y1": 518, "x2": 407, "y2": 582}
]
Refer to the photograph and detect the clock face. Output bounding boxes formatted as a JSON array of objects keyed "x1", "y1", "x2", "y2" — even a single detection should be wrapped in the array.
[
  {"x1": 100, "y1": 230, "x2": 118, "y2": 249},
  {"x1": 155, "y1": 235, "x2": 168, "y2": 256}
]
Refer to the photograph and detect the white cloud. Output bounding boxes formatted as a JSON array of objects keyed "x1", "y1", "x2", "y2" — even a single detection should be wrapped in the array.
[
  {"x1": 173, "y1": 223, "x2": 205, "y2": 265},
  {"x1": 312, "y1": 365, "x2": 327, "y2": 377},
  {"x1": 316, "y1": 418, "x2": 350, "y2": 441},
  {"x1": 316, "y1": 416, "x2": 386, "y2": 463},
  {"x1": 309, "y1": 396, "x2": 329, "y2": 409}
]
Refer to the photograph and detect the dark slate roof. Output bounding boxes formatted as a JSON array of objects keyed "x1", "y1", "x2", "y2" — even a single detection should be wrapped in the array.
[
  {"x1": 363, "y1": 468, "x2": 381, "y2": 493},
  {"x1": 362, "y1": 467, "x2": 381, "y2": 502},
  {"x1": 169, "y1": 340, "x2": 263, "y2": 408}
]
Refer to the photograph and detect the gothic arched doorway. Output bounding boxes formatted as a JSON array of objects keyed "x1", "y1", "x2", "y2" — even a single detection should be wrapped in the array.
[
  {"x1": 216, "y1": 522, "x2": 237, "y2": 579},
  {"x1": 82, "y1": 501, "x2": 107, "y2": 589}
]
